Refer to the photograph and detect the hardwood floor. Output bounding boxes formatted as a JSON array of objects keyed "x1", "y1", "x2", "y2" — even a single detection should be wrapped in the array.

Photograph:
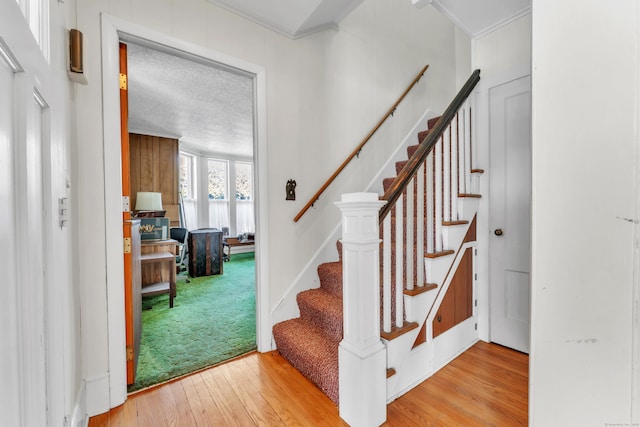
[{"x1": 89, "y1": 341, "x2": 528, "y2": 426}]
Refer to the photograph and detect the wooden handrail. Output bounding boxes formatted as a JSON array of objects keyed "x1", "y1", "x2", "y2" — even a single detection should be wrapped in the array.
[
  {"x1": 293, "y1": 64, "x2": 430, "y2": 222},
  {"x1": 379, "y1": 69, "x2": 481, "y2": 222}
]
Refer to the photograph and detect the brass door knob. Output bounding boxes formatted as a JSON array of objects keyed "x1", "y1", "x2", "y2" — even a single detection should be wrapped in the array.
[{"x1": 494, "y1": 228, "x2": 503, "y2": 236}]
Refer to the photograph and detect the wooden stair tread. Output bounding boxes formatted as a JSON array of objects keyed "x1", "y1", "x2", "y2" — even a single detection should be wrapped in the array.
[
  {"x1": 404, "y1": 283, "x2": 438, "y2": 296},
  {"x1": 424, "y1": 249, "x2": 455, "y2": 259},
  {"x1": 381, "y1": 321, "x2": 419, "y2": 341},
  {"x1": 458, "y1": 193, "x2": 481, "y2": 198},
  {"x1": 470, "y1": 168, "x2": 485, "y2": 174},
  {"x1": 387, "y1": 368, "x2": 396, "y2": 378},
  {"x1": 442, "y1": 220, "x2": 468, "y2": 226}
]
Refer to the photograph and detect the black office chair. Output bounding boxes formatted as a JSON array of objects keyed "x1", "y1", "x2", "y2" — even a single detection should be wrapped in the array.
[
  {"x1": 221, "y1": 227, "x2": 230, "y2": 262},
  {"x1": 170, "y1": 227, "x2": 188, "y2": 273}
]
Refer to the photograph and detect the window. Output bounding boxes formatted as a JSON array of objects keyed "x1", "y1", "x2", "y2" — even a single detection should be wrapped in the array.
[
  {"x1": 235, "y1": 162, "x2": 252, "y2": 201},
  {"x1": 179, "y1": 153, "x2": 195, "y2": 199},
  {"x1": 207, "y1": 159, "x2": 229, "y2": 230},
  {"x1": 179, "y1": 153, "x2": 197, "y2": 229},
  {"x1": 16, "y1": 0, "x2": 49, "y2": 59},
  {"x1": 235, "y1": 162, "x2": 254, "y2": 233},
  {"x1": 180, "y1": 153, "x2": 254, "y2": 234},
  {"x1": 207, "y1": 159, "x2": 227, "y2": 200}
]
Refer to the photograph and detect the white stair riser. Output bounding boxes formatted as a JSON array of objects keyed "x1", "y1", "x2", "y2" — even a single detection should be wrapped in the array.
[
  {"x1": 442, "y1": 225, "x2": 467, "y2": 249},
  {"x1": 469, "y1": 173, "x2": 482, "y2": 195},
  {"x1": 457, "y1": 197, "x2": 480, "y2": 221},
  {"x1": 424, "y1": 255, "x2": 454, "y2": 286},
  {"x1": 404, "y1": 291, "x2": 438, "y2": 323}
]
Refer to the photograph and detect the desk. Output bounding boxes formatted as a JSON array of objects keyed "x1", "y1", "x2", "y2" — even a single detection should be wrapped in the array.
[
  {"x1": 223, "y1": 236, "x2": 255, "y2": 261},
  {"x1": 141, "y1": 239, "x2": 178, "y2": 308}
]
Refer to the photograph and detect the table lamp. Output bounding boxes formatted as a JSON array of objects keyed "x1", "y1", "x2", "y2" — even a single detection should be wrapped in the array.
[{"x1": 134, "y1": 192, "x2": 165, "y2": 217}]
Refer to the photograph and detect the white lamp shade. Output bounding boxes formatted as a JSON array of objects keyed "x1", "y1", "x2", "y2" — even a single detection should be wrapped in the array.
[{"x1": 135, "y1": 192, "x2": 163, "y2": 211}]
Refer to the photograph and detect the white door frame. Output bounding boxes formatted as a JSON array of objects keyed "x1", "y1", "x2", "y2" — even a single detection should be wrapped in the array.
[
  {"x1": 487, "y1": 74, "x2": 531, "y2": 353},
  {"x1": 100, "y1": 13, "x2": 270, "y2": 408},
  {"x1": 473, "y1": 65, "x2": 531, "y2": 343}
]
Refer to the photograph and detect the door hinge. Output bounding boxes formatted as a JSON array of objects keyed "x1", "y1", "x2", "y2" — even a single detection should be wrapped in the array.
[
  {"x1": 119, "y1": 73, "x2": 127, "y2": 90},
  {"x1": 474, "y1": 248, "x2": 477, "y2": 256},
  {"x1": 475, "y1": 299, "x2": 478, "y2": 307},
  {"x1": 126, "y1": 345, "x2": 133, "y2": 361},
  {"x1": 475, "y1": 323, "x2": 478, "y2": 330},
  {"x1": 123, "y1": 237, "x2": 131, "y2": 254},
  {"x1": 122, "y1": 195, "x2": 130, "y2": 212},
  {"x1": 474, "y1": 273, "x2": 478, "y2": 280}
]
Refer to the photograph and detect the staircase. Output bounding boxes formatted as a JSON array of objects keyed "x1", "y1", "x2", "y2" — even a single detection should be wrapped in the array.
[
  {"x1": 273, "y1": 70, "x2": 482, "y2": 418},
  {"x1": 271, "y1": 243, "x2": 343, "y2": 404}
]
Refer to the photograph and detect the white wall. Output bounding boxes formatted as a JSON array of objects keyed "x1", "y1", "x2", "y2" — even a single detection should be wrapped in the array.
[
  {"x1": 473, "y1": 14, "x2": 531, "y2": 81},
  {"x1": 454, "y1": 26, "x2": 471, "y2": 88},
  {"x1": 472, "y1": 14, "x2": 531, "y2": 343},
  {"x1": 75, "y1": 0, "x2": 461, "y2": 415},
  {"x1": 531, "y1": 1, "x2": 639, "y2": 425}
]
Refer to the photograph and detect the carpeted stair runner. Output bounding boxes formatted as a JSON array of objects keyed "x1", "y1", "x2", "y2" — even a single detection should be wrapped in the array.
[
  {"x1": 272, "y1": 249, "x2": 343, "y2": 404},
  {"x1": 272, "y1": 117, "x2": 440, "y2": 406}
]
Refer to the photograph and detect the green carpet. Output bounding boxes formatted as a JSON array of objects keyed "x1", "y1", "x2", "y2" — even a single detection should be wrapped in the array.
[{"x1": 129, "y1": 252, "x2": 256, "y2": 392}]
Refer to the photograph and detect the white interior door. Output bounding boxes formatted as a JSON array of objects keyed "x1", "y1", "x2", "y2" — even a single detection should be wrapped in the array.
[
  {"x1": 489, "y1": 75, "x2": 531, "y2": 354},
  {"x1": 0, "y1": 39, "x2": 22, "y2": 427},
  {"x1": 1, "y1": 2, "x2": 52, "y2": 424}
]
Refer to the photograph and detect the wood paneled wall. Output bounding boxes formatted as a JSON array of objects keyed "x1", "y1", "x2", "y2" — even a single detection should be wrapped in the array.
[
  {"x1": 129, "y1": 133, "x2": 179, "y2": 211},
  {"x1": 433, "y1": 247, "x2": 474, "y2": 338}
]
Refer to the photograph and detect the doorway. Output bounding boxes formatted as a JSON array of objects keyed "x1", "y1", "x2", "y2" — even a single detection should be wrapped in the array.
[
  {"x1": 488, "y1": 75, "x2": 532, "y2": 354},
  {"x1": 100, "y1": 15, "x2": 270, "y2": 405},
  {"x1": 123, "y1": 39, "x2": 257, "y2": 389}
]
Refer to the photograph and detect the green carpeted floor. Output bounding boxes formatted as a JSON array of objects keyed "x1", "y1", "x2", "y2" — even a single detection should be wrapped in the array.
[{"x1": 129, "y1": 252, "x2": 256, "y2": 392}]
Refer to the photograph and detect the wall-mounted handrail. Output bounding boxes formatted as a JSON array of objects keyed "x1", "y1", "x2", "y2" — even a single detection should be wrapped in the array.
[
  {"x1": 293, "y1": 64, "x2": 430, "y2": 222},
  {"x1": 379, "y1": 69, "x2": 481, "y2": 222}
]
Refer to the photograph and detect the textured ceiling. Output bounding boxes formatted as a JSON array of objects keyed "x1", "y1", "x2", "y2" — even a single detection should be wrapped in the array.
[{"x1": 127, "y1": 42, "x2": 254, "y2": 158}]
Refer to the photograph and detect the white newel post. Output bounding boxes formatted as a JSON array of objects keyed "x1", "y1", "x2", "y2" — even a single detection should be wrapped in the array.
[{"x1": 335, "y1": 193, "x2": 387, "y2": 427}]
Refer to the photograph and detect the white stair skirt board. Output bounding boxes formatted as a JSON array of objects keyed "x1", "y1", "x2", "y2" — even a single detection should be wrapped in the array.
[
  {"x1": 385, "y1": 317, "x2": 478, "y2": 402},
  {"x1": 431, "y1": 317, "x2": 478, "y2": 373}
]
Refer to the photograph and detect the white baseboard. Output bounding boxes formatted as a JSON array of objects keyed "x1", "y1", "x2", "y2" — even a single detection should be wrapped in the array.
[
  {"x1": 67, "y1": 380, "x2": 88, "y2": 427},
  {"x1": 85, "y1": 373, "x2": 110, "y2": 417}
]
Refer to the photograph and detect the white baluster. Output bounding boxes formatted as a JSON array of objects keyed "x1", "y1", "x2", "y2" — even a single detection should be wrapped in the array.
[
  {"x1": 416, "y1": 162, "x2": 425, "y2": 287},
  {"x1": 443, "y1": 126, "x2": 451, "y2": 223},
  {"x1": 452, "y1": 115, "x2": 459, "y2": 221},
  {"x1": 383, "y1": 214, "x2": 391, "y2": 333},
  {"x1": 426, "y1": 153, "x2": 434, "y2": 254},
  {"x1": 435, "y1": 137, "x2": 443, "y2": 252},
  {"x1": 406, "y1": 180, "x2": 414, "y2": 291},
  {"x1": 395, "y1": 194, "x2": 404, "y2": 329}
]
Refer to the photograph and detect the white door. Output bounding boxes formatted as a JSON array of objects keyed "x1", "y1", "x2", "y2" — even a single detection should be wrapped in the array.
[
  {"x1": 0, "y1": 2, "x2": 54, "y2": 424},
  {"x1": 489, "y1": 75, "x2": 531, "y2": 354},
  {"x1": 0, "y1": 38, "x2": 22, "y2": 427}
]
